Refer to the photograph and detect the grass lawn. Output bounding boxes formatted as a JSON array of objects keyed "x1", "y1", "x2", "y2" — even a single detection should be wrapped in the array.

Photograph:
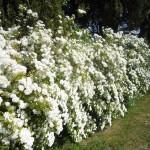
[{"x1": 54, "y1": 94, "x2": 150, "y2": 150}]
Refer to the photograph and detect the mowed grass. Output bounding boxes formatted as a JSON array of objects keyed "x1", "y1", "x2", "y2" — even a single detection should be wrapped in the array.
[{"x1": 54, "y1": 94, "x2": 150, "y2": 150}]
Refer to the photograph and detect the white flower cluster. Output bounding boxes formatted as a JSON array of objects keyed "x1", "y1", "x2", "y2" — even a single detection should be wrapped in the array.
[{"x1": 0, "y1": 16, "x2": 150, "y2": 149}]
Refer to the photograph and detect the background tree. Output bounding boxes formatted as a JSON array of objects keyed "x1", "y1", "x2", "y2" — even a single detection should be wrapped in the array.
[
  {"x1": 0, "y1": 0, "x2": 150, "y2": 40},
  {"x1": 0, "y1": 0, "x2": 68, "y2": 28}
]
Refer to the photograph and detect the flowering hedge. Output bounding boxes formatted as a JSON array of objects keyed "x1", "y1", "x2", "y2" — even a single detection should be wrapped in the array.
[{"x1": 0, "y1": 13, "x2": 150, "y2": 149}]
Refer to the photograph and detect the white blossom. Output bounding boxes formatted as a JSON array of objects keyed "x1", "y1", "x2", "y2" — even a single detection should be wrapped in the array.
[
  {"x1": 78, "y1": 9, "x2": 87, "y2": 14},
  {"x1": 47, "y1": 132, "x2": 55, "y2": 147},
  {"x1": 0, "y1": 75, "x2": 10, "y2": 88},
  {"x1": 19, "y1": 128, "x2": 34, "y2": 150},
  {"x1": 21, "y1": 37, "x2": 28, "y2": 47},
  {"x1": 0, "y1": 97, "x2": 3, "y2": 105}
]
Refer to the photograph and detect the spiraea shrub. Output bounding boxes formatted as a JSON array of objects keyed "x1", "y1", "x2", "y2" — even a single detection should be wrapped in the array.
[{"x1": 0, "y1": 9, "x2": 150, "y2": 150}]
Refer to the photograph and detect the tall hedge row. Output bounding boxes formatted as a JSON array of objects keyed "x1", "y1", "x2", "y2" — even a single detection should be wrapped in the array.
[{"x1": 0, "y1": 11, "x2": 150, "y2": 149}]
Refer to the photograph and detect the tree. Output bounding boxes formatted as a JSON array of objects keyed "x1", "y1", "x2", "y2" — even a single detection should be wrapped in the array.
[{"x1": 0, "y1": 0, "x2": 68, "y2": 28}]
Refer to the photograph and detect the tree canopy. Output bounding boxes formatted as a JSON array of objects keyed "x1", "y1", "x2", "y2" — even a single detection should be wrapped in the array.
[{"x1": 0, "y1": 0, "x2": 150, "y2": 40}]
